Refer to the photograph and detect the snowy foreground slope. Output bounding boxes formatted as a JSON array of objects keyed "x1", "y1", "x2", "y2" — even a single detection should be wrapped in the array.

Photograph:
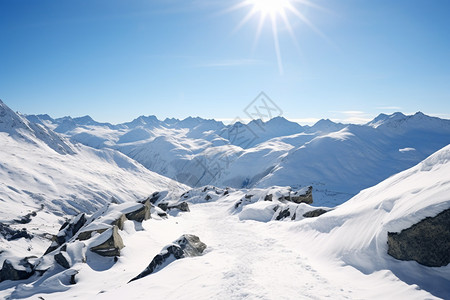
[
  {"x1": 29, "y1": 111, "x2": 450, "y2": 206},
  {"x1": 1, "y1": 145, "x2": 448, "y2": 299}
]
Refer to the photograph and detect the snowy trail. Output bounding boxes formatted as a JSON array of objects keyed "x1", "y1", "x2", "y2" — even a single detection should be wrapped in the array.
[{"x1": 134, "y1": 200, "x2": 353, "y2": 300}]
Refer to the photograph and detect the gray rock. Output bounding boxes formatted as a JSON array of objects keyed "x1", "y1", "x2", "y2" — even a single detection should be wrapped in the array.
[
  {"x1": 387, "y1": 208, "x2": 450, "y2": 267},
  {"x1": 77, "y1": 228, "x2": 108, "y2": 241},
  {"x1": 275, "y1": 208, "x2": 291, "y2": 220},
  {"x1": 90, "y1": 226, "x2": 125, "y2": 257},
  {"x1": 175, "y1": 234, "x2": 207, "y2": 257},
  {"x1": 129, "y1": 234, "x2": 206, "y2": 283},
  {"x1": 0, "y1": 223, "x2": 33, "y2": 241},
  {"x1": 283, "y1": 186, "x2": 313, "y2": 204},
  {"x1": 110, "y1": 214, "x2": 127, "y2": 230},
  {"x1": 147, "y1": 192, "x2": 160, "y2": 204},
  {"x1": 44, "y1": 213, "x2": 87, "y2": 255},
  {"x1": 264, "y1": 194, "x2": 273, "y2": 201},
  {"x1": 54, "y1": 252, "x2": 71, "y2": 269},
  {"x1": 158, "y1": 201, "x2": 190, "y2": 212},
  {"x1": 303, "y1": 209, "x2": 329, "y2": 218},
  {"x1": 0, "y1": 258, "x2": 35, "y2": 282},
  {"x1": 125, "y1": 204, "x2": 150, "y2": 222}
]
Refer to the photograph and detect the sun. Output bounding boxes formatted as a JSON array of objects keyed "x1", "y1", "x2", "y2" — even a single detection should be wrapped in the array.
[
  {"x1": 229, "y1": 0, "x2": 324, "y2": 74},
  {"x1": 248, "y1": 0, "x2": 291, "y2": 17}
]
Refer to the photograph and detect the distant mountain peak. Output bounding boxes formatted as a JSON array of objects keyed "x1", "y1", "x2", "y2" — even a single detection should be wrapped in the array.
[{"x1": 367, "y1": 111, "x2": 450, "y2": 131}]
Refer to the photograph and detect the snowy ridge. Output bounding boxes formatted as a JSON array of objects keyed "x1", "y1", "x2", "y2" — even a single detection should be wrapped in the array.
[{"x1": 27, "y1": 110, "x2": 450, "y2": 206}]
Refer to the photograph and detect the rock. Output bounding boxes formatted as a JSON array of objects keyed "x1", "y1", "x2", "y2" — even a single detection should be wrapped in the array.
[
  {"x1": 264, "y1": 194, "x2": 273, "y2": 201},
  {"x1": 175, "y1": 234, "x2": 207, "y2": 257},
  {"x1": 77, "y1": 228, "x2": 108, "y2": 241},
  {"x1": 67, "y1": 269, "x2": 78, "y2": 284},
  {"x1": 147, "y1": 192, "x2": 160, "y2": 204},
  {"x1": 129, "y1": 234, "x2": 206, "y2": 283},
  {"x1": 387, "y1": 208, "x2": 450, "y2": 267},
  {"x1": 44, "y1": 213, "x2": 87, "y2": 255},
  {"x1": 158, "y1": 202, "x2": 190, "y2": 213},
  {"x1": 157, "y1": 202, "x2": 169, "y2": 211},
  {"x1": 109, "y1": 214, "x2": 127, "y2": 230},
  {"x1": 0, "y1": 223, "x2": 33, "y2": 241},
  {"x1": 283, "y1": 186, "x2": 313, "y2": 204},
  {"x1": 0, "y1": 258, "x2": 35, "y2": 282},
  {"x1": 90, "y1": 226, "x2": 125, "y2": 257},
  {"x1": 205, "y1": 194, "x2": 212, "y2": 201},
  {"x1": 303, "y1": 209, "x2": 329, "y2": 218},
  {"x1": 54, "y1": 252, "x2": 71, "y2": 269},
  {"x1": 125, "y1": 204, "x2": 150, "y2": 223},
  {"x1": 275, "y1": 208, "x2": 291, "y2": 220},
  {"x1": 172, "y1": 202, "x2": 190, "y2": 212}
]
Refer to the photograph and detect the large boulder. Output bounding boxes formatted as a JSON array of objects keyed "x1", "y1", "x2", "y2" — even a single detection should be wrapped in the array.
[
  {"x1": 89, "y1": 226, "x2": 124, "y2": 257},
  {"x1": 125, "y1": 203, "x2": 151, "y2": 222},
  {"x1": 129, "y1": 234, "x2": 206, "y2": 283},
  {"x1": 387, "y1": 208, "x2": 450, "y2": 267},
  {"x1": 0, "y1": 258, "x2": 35, "y2": 282}
]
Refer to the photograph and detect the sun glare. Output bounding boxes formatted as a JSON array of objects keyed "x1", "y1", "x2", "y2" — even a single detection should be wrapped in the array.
[
  {"x1": 229, "y1": 0, "x2": 325, "y2": 74},
  {"x1": 249, "y1": 0, "x2": 291, "y2": 16}
]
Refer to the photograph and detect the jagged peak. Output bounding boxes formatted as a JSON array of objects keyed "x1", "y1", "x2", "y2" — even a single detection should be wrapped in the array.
[{"x1": 367, "y1": 111, "x2": 450, "y2": 132}]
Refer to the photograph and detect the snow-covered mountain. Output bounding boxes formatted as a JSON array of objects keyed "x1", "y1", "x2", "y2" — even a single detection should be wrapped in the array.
[
  {"x1": 0, "y1": 100, "x2": 186, "y2": 221},
  {"x1": 28, "y1": 110, "x2": 450, "y2": 206},
  {"x1": 1, "y1": 141, "x2": 448, "y2": 299}
]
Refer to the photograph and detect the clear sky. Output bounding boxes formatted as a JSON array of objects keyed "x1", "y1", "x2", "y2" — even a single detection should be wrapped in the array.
[{"x1": 1, "y1": 0, "x2": 449, "y2": 124}]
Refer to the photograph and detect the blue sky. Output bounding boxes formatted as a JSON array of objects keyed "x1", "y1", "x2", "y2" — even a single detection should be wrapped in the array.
[{"x1": 1, "y1": 0, "x2": 449, "y2": 124}]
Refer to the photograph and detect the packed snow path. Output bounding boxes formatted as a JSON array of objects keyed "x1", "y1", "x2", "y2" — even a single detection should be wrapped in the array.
[{"x1": 95, "y1": 197, "x2": 437, "y2": 300}]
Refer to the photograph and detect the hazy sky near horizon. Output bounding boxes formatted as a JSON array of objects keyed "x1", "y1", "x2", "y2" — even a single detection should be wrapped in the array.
[{"x1": 1, "y1": 0, "x2": 449, "y2": 125}]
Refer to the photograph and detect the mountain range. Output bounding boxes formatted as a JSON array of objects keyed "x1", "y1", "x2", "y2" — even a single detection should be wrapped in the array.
[{"x1": 27, "y1": 108, "x2": 450, "y2": 206}]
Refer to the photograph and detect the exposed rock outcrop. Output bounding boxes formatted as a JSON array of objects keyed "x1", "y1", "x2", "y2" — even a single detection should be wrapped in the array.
[
  {"x1": 275, "y1": 208, "x2": 292, "y2": 220},
  {"x1": 303, "y1": 208, "x2": 329, "y2": 218},
  {"x1": 0, "y1": 223, "x2": 33, "y2": 241},
  {"x1": 54, "y1": 251, "x2": 71, "y2": 269},
  {"x1": 0, "y1": 258, "x2": 35, "y2": 282},
  {"x1": 282, "y1": 186, "x2": 313, "y2": 204},
  {"x1": 125, "y1": 203, "x2": 151, "y2": 222},
  {"x1": 387, "y1": 208, "x2": 450, "y2": 267},
  {"x1": 129, "y1": 234, "x2": 206, "y2": 283},
  {"x1": 89, "y1": 226, "x2": 125, "y2": 257},
  {"x1": 158, "y1": 201, "x2": 190, "y2": 212},
  {"x1": 44, "y1": 213, "x2": 87, "y2": 255}
]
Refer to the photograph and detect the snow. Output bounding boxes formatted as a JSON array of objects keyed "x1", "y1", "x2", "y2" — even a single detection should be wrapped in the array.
[
  {"x1": 27, "y1": 110, "x2": 450, "y2": 206},
  {"x1": 1, "y1": 144, "x2": 449, "y2": 299}
]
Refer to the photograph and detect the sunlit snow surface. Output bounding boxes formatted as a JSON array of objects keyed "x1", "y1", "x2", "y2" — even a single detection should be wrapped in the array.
[{"x1": 1, "y1": 145, "x2": 449, "y2": 299}]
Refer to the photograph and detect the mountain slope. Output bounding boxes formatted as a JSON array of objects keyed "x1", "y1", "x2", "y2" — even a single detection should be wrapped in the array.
[{"x1": 0, "y1": 101, "x2": 186, "y2": 220}]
